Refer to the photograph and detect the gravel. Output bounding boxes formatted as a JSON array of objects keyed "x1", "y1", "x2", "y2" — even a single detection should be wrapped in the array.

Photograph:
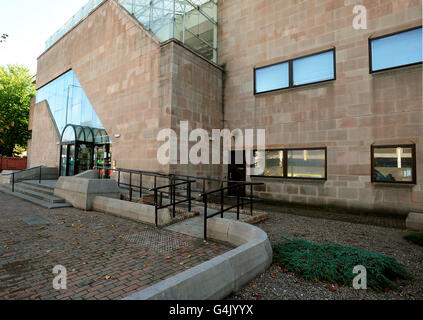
[{"x1": 227, "y1": 211, "x2": 423, "y2": 300}]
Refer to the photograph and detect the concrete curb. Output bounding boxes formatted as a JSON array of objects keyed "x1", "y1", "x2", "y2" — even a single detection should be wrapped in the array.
[
  {"x1": 406, "y1": 212, "x2": 423, "y2": 231},
  {"x1": 123, "y1": 219, "x2": 273, "y2": 300}
]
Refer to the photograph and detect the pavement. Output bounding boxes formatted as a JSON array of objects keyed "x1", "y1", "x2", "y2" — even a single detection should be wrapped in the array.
[{"x1": 0, "y1": 192, "x2": 231, "y2": 300}]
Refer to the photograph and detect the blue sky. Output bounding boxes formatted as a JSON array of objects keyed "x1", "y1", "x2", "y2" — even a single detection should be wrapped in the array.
[{"x1": 0, "y1": 0, "x2": 89, "y2": 73}]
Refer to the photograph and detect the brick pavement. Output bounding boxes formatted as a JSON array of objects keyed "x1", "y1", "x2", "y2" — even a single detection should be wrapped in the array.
[{"x1": 0, "y1": 193, "x2": 231, "y2": 300}]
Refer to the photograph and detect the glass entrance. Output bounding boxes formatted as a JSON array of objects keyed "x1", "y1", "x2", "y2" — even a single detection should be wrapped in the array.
[{"x1": 59, "y1": 124, "x2": 111, "y2": 177}]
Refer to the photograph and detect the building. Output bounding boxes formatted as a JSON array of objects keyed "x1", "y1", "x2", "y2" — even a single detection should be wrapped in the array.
[{"x1": 28, "y1": 0, "x2": 423, "y2": 216}]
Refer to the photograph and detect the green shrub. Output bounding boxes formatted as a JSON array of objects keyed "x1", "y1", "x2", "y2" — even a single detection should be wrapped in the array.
[
  {"x1": 273, "y1": 239, "x2": 411, "y2": 292},
  {"x1": 404, "y1": 232, "x2": 423, "y2": 246}
]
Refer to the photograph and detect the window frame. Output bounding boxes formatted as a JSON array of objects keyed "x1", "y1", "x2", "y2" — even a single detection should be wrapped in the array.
[
  {"x1": 251, "y1": 147, "x2": 328, "y2": 181},
  {"x1": 254, "y1": 48, "x2": 336, "y2": 95},
  {"x1": 371, "y1": 144, "x2": 417, "y2": 185},
  {"x1": 369, "y1": 26, "x2": 423, "y2": 74}
]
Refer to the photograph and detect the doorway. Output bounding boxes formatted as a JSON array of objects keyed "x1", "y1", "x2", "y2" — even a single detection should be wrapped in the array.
[{"x1": 228, "y1": 150, "x2": 246, "y2": 196}]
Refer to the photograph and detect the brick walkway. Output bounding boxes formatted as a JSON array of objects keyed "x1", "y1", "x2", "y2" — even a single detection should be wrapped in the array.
[{"x1": 0, "y1": 193, "x2": 231, "y2": 300}]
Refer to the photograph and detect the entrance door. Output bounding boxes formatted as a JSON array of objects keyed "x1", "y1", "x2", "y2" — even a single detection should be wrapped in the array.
[
  {"x1": 94, "y1": 144, "x2": 112, "y2": 178},
  {"x1": 228, "y1": 150, "x2": 246, "y2": 196},
  {"x1": 76, "y1": 144, "x2": 93, "y2": 175},
  {"x1": 60, "y1": 145, "x2": 76, "y2": 176}
]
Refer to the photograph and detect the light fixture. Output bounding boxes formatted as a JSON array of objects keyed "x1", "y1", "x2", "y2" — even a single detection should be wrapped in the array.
[{"x1": 114, "y1": 134, "x2": 121, "y2": 138}]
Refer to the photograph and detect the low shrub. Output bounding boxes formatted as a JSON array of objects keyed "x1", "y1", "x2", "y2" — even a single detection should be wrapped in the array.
[
  {"x1": 404, "y1": 232, "x2": 423, "y2": 246},
  {"x1": 273, "y1": 238, "x2": 411, "y2": 292}
]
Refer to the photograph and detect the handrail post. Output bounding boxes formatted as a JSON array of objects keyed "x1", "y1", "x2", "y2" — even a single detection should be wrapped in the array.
[
  {"x1": 250, "y1": 184, "x2": 254, "y2": 215},
  {"x1": 237, "y1": 185, "x2": 240, "y2": 220},
  {"x1": 220, "y1": 189, "x2": 224, "y2": 218},
  {"x1": 204, "y1": 194, "x2": 208, "y2": 241},
  {"x1": 188, "y1": 181, "x2": 192, "y2": 212},
  {"x1": 154, "y1": 188, "x2": 158, "y2": 227},
  {"x1": 140, "y1": 174, "x2": 143, "y2": 198},
  {"x1": 172, "y1": 178, "x2": 176, "y2": 218},
  {"x1": 12, "y1": 172, "x2": 14, "y2": 192},
  {"x1": 129, "y1": 172, "x2": 132, "y2": 202},
  {"x1": 118, "y1": 170, "x2": 121, "y2": 187},
  {"x1": 39, "y1": 166, "x2": 42, "y2": 184}
]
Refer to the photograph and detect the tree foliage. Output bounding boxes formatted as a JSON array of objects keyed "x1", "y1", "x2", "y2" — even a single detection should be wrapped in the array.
[{"x1": 0, "y1": 65, "x2": 35, "y2": 156}]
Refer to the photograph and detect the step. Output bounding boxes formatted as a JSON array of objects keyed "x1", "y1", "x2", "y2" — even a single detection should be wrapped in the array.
[
  {"x1": 14, "y1": 182, "x2": 55, "y2": 196},
  {"x1": 20, "y1": 180, "x2": 55, "y2": 192},
  {"x1": 0, "y1": 185, "x2": 72, "y2": 209},
  {"x1": 0, "y1": 184, "x2": 65, "y2": 204}
]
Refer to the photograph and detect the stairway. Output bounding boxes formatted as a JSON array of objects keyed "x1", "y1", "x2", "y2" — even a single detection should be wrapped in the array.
[{"x1": 0, "y1": 181, "x2": 72, "y2": 209}]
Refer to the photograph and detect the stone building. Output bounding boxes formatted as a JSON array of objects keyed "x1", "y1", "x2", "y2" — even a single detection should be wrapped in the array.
[{"x1": 28, "y1": 0, "x2": 423, "y2": 216}]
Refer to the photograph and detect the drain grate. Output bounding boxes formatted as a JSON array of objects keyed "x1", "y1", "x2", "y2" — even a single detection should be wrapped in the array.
[{"x1": 123, "y1": 230, "x2": 190, "y2": 254}]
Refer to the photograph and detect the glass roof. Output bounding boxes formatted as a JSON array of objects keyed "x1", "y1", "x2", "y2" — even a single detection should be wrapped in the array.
[
  {"x1": 61, "y1": 124, "x2": 111, "y2": 145},
  {"x1": 44, "y1": 0, "x2": 218, "y2": 62}
]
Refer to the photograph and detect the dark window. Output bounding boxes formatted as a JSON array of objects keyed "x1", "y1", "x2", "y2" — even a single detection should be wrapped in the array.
[
  {"x1": 254, "y1": 49, "x2": 336, "y2": 94},
  {"x1": 370, "y1": 27, "x2": 422, "y2": 73},
  {"x1": 371, "y1": 145, "x2": 416, "y2": 184},
  {"x1": 252, "y1": 148, "x2": 327, "y2": 180}
]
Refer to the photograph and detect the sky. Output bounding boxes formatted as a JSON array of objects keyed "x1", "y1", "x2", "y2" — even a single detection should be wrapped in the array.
[{"x1": 0, "y1": 0, "x2": 90, "y2": 74}]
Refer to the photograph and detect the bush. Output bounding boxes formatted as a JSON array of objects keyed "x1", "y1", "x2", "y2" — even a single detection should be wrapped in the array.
[
  {"x1": 273, "y1": 239, "x2": 411, "y2": 292},
  {"x1": 404, "y1": 232, "x2": 423, "y2": 246}
]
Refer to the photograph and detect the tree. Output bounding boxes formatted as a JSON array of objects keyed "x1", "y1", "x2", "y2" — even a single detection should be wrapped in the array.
[
  {"x1": 0, "y1": 34, "x2": 8, "y2": 43},
  {"x1": 0, "y1": 65, "x2": 36, "y2": 156}
]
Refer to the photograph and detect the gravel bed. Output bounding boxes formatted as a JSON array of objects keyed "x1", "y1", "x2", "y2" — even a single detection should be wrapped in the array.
[{"x1": 228, "y1": 211, "x2": 423, "y2": 300}]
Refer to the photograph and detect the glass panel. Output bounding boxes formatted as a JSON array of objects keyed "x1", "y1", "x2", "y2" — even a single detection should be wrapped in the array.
[
  {"x1": 373, "y1": 147, "x2": 414, "y2": 183},
  {"x1": 287, "y1": 149, "x2": 326, "y2": 179},
  {"x1": 255, "y1": 62, "x2": 290, "y2": 93},
  {"x1": 371, "y1": 28, "x2": 423, "y2": 72},
  {"x1": 62, "y1": 126, "x2": 76, "y2": 143},
  {"x1": 36, "y1": 70, "x2": 105, "y2": 135},
  {"x1": 60, "y1": 145, "x2": 68, "y2": 176},
  {"x1": 84, "y1": 127, "x2": 94, "y2": 143},
  {"x1": 68, "y1": 145, "x2": 76, "y2": 176},
  {"x1": 77, "y1": 144, "x2": 93, "y2": 174},
  {"x1": 293, "y1": 50, "x2": 335, "y2": 86},
  {"x1": 254, "y1": 150, "x2": 284, "y2": 177}
]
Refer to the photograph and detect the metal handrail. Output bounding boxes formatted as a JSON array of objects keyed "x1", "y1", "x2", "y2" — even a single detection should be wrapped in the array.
[
  {"x1": 94, "y1": 167, "x2": 196, "y2": 227},
  {"x1": 2, "y1": 166, "x2": 44, "y2": 193},
  {"x1": 202, "y1": 182, "x2": 264, "y2": 241}
]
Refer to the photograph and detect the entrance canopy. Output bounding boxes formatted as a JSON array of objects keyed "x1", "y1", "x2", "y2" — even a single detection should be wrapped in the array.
[{"x1": 61, "y1": 124, "x2": 111, "y2": 145}]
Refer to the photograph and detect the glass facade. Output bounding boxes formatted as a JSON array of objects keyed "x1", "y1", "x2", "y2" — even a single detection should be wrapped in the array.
[
  {"x1": 36, "y1": 70, "x2": 104, "y2": 136},
  {"x1": 371, "y1": 27, "x2": 423, "y2": 72},
  {"x1": 45, "y1": 0, "x2": 218, "y2": 63}
]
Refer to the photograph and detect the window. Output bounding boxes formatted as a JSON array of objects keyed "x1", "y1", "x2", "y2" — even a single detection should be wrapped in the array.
[
  {"x1": 371, "y1": 145, "x2": 416, "y2": 184},
  {"x1": 253, "y1": 150, "x2": 284, "y2": 177},
  {"x1": 293, "y1": 50, "x2": 335, "y2": 86},
  {"x1": 254, "y1": 49, "x2": 336, "y2": 94},
  {"x1": 370, "y1": 27, "x2": 423, "y2": 73},
  {"x1": 255, "y1": 63, "x2": 289, "y2": 93},
  {"x1": 287, "y1": 149, "x2": 326, "y2": 179},
  {"x1": 252, "y1": 148, "x2": 327, "y2": 180}
]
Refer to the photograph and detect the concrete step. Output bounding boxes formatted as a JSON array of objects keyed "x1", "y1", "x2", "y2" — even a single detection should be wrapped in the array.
[
  {"x1": 0, "y1": 185, "x2": 72, "y2": 209},
  {"x1": 15, "y1": 182, "x2": 55, "y2": 196},
  {"x1": 0, "y1": 184, "x2": 65, "y2": 204},
  {"x1": 20, "y1": 180, "x2": 55, "y2": 192}
]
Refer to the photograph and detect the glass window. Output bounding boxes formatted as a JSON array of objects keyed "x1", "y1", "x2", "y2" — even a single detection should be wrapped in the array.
[
  {"x1": 370, "y1": 27, "x2": 423, "y2": 72},
  {"x1": 293, "y1": 50, "x2": 335, "y2": 86},
  {"x1": 36, "y1": 70, "x2": 105, "y2": 135},
  {"x1": 253, "y1": 150, "x2": 284, "y2": 177},
  {"x1": 372, "y1": 146, "x2": 415, "y2": 183},
  {"x1": 61, "y1": 126, "x2": 76, "y2": 143},
  {"x1": 255, "y1": 62, "x2": 290, "y2": 94},
  {"x1": 287, "y1": 149, "x2": 326, "y2": 179}
]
